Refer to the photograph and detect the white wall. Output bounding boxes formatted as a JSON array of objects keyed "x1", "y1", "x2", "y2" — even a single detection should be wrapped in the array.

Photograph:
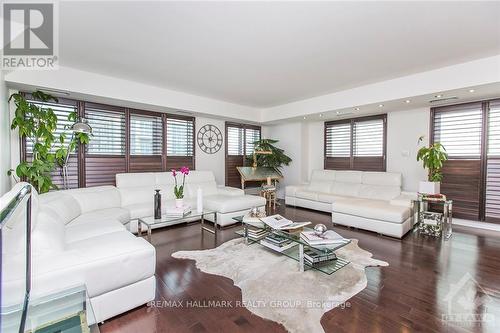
[
  {"x1": 0, "y1": 72, "x2": 11, "y2": 195},
  {"x1": 387, "y1": 108, "x2": 430, "y2": 191},
  {"x1": 195, "y1": 117, "x2": 226, "y2": 184}
]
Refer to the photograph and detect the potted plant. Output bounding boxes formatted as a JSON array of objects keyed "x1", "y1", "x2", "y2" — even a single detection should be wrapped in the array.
[
  {"x1": 417, "y1": 141, "x2": 448, "y2": 194},
  {"x1": 172, "y1": 166, "x2": 189, "y2": 208},
  {"x1": 8, "y1": 91, "x2": 91, "y2": 193},
  {"x1": 247, "y1": 139, "x2": 292, "y2": 175}
]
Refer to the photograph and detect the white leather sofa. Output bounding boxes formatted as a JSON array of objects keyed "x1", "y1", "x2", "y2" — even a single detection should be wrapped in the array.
[
  {"x1": 285, "y1": 170, "x2": 416, "y2": 238},
  {"x1": 1, "y1": 183, "x2": 156, "y2": 324},
  {"x1": 115, "y1": 170, "x2": 266, "y2": 227}
]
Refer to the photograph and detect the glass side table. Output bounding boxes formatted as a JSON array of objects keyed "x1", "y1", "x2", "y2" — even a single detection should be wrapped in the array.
[
  {"x1": 2, "y1": 285, "x2": 99, "y2": 333},
  {"x1": 412, "y1": 198, "x2": 453, "y2": 240}
]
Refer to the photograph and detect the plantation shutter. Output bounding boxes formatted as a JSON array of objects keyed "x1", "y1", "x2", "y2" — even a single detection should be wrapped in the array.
[
  {"x1": 85, "y1": 103, "x2": 126, "y2": 187},
  {"x1": 225, "y1": 123, "x2": 261, "y2": 187},
  {"x1": 324, "y1": 115, "x2": 386, "y2": 171},
  {"x1": 165, "y1": 116, "x2": 195, "y2": 170},
  {"x1": 324, "y1": 121, "x2": 351, "y2": 170},
  {"x1": 431, "y1": 102, "x2": 483, "y2": 220},
  {"x1": 486, "y1": 99, "x2": 500, "y2": 222},
  {"x1": 129, "y1": 112, "x2": 163, "y2": 172}
]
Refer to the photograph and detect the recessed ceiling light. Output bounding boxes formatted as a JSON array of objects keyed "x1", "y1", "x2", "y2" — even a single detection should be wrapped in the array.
[
  {"x1": 378, "y1": 104, "x2": 384, "y2": 108},
  {"x1": 435, "y1": 94, "x2": 442, "y2": 98},
  {"x1": 405, "y1": 100, "x2": 411, "y2": 104},
  {"x1": 303, "y1": 116, "x2": 306, "y2": 120},
  {"x1": 469, "y1": 89, "x2": 475, "y2": 93},
  {"x1": 355, "y1": 107, "x2": 360, "y2": 111},
  {"x1": 319, "y1": 114, "x2": 323, "y2": 117}
]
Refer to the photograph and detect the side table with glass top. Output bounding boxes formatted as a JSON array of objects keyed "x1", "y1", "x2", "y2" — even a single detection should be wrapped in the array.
[
  {"x1": 2, "y1": 285, "x2": 99, "y2": 333},
  {"x1": 412, "y1": 198, "x2": 453, "y2": 239}
]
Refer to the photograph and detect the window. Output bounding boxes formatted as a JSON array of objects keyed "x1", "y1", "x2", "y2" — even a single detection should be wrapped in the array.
[
  {"x1": 166, "y1": 117, "x2": 194, "y2": 157},
  {"x1": 20, "y1": 94, "x2": 198, "y2": 188},
  {"x1": 85, "y1": 105, "x2": 126, "y2": 155},
  {"x1": 325, "y1": 115, "x2": 386, "y2": 171},
  {"x1": 431, "y1": 100, "x2": 500, "y2": 223},
  {"x1": 225, "y1": 122, "x2": 261, "y2": 187},
  {"x1": 130, "y1": 113, "x2": 162, "y2": 155}
]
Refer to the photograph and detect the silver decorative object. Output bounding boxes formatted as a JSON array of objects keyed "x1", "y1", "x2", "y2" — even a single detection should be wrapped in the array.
[
  {"x1": 314, "y1": 223, "x2": 327, "y2": 235},
  {"x1": 250, "y1": 207, "x2": 259, "y2": 216}
]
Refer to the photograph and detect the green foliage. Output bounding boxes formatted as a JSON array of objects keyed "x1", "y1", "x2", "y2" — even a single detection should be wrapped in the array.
[
  {"x1": 417, "y1": 142, "x2": 448, "y2": 182},
  {"x1": 174, "y1": 185, "x2": 184, "y2": 199},
  {"x1": 8, "y1": 91, "x2": 91, "y2": 193},
  {"x1": 247, "y1": 138, "x2": 292, "y2": 175}
]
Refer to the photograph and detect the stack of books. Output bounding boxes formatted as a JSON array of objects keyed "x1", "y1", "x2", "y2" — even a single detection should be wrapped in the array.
[
  {"x1": 164, "y1": 205, "x2": 191, "y2": 218},
  {"x1": 246, "y1": 226, "x2": 268, "y2": 240},
  {"x1": 300, "y1": 230, "x2": 349, "y2": 246},
  {"x1": 304, "y1": 248, "x2": 337, "y2": 267},
  {"x1": 260, "y1": 233, "x2": 297, "y2": 253}
]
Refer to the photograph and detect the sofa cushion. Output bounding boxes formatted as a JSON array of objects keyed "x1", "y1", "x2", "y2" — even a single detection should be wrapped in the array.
[
  {"x1": 203, "y1": 194, "x2": 266, "y2": 214},
  {"x1": 285, "y1": 185, "x2": 306, "y2": 197},
  {"x1": 32, "y1": 207, "x2": 65, "y2": 254},
  {"x1": 65, "y1": 219, "x2": 126, "y2": 243},
  {"x1": 362, "y1": 172, "x2": 402, "y2": 187},
  {"x1": 70, "y1": 207, "x2": 130, "y2": 225},
  {"x1": 307, "y1": 181, "x2": 333, "y2": 193},
  {"x1": 186, "y1": 180, "x2": 218, "y2": 198},
  {"x1": 116, "y1": 172, "x2": 156, "y2": 188},
  {"x1": 69, "y1": 186, "x2": 121, "y2": 213},
  {"x1": 31, "y1": 231, "x2": 155, "y2": 299},
  {"x1": 358, "y1": 184, "x2": 401, "y2": 201},
  {"x1": 295, "y1": 190, "x2": 319, "y2": 201},
  {"x1": 118, "y1": 187, "x2": 157, "y2": 206},
  {"x1": 40, "y1": 192, "x2": 81, "y2": 225},
  {"x1": 317, "y1": 193, "x2": 344, "y2": 204},
  {"x1": 331, "y1": 182, "x2": 360, "y2": 197},
  {"x1": 334, "y1": 171, "x2": 362, "y2": 183},
  {"x1": 333, "y1": 198, "x2": 411, "y2": 223}
]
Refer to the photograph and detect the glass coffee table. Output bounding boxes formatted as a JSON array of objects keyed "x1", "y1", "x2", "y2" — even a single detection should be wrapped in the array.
[
  {"x1": 233, "y1": 216, "x2": 351, "y2": 275},
  {"x1": 137, "y1": 210, "x2": 217, "y2": 242}
]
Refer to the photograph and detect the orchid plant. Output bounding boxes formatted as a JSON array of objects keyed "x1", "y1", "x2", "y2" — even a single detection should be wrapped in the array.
[{"x1": 172, "y1": 166, "x2": 190, "y2": 199}]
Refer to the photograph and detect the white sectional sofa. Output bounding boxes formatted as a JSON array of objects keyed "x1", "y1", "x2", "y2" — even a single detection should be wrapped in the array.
[
  {"x1": 2, "y1": 171, "x2": 264, "y2": 323},
  {"x1": 1, "y1": 183, "x2": 156, "y2": 324},
  {"x1": 116, "y1": 170, "x2": 266, "y2": 227},
  {"x1": 285, "y1": 170, "x2": 416, "y2": 238}
]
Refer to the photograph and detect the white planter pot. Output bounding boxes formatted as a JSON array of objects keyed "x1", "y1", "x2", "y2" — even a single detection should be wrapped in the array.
[
  {"x1": 175, "y1": 198, "x2": 184, "y2": 208},
  {"x1": 419, "y1": 181, "x2": 441, "y2": 195}
]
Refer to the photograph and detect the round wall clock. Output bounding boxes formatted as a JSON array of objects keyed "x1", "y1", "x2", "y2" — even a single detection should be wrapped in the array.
[{"x1": 197, "y1": 124, "x2": 223, "y2": 154}]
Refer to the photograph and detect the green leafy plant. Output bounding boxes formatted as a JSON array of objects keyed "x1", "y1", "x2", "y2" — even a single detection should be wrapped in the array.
[
  {"x1": 247, "y1": 138, "x2": 292, "y2": 175},
  {"x1": 417, "y1": 142, "x2": 448, "y2": 182},
  {"x1": 8, "y1": 91, "x2": 90, "y2": 193}
]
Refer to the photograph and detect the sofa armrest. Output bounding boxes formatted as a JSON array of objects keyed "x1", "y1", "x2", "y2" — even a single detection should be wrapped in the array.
[
  {"x1": 217, "y1": 186, "x2": 245, "y2": 196},
  {"x1": 390, "y1": 192, "x2": 418, "y2": 207},
  {"x1": 285, "y1": 184, "x2": 308, "y2": 197}
]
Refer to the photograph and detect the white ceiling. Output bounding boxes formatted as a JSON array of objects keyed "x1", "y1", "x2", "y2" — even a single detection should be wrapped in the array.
[{"x1": 56, "y1": 1, "x2": 500, "y2": 108}]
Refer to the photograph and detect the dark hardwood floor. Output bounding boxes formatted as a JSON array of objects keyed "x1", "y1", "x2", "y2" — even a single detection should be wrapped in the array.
[{"x1": 100, "y1": 203, "x2": 500, "y2": 333}]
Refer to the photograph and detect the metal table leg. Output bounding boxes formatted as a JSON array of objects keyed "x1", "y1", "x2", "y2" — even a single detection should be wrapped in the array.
[{"x1": 299, "y1": 244, "x2": 304, "y2": 272}]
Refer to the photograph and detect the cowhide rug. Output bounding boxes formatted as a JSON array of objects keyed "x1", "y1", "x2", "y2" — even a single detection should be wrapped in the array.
[{"x1": 172, "y1": 238, "x2": 388, "y2": 333}]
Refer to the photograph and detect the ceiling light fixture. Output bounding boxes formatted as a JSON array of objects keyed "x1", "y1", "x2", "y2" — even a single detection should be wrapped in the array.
[
  {"x1": 435, "y1": 94, "x2": 442, "y2": 98},
  {"x1": 405, "y1": 100, "x2": 411, "y2": 104},
  {"x1": 319, "y1": 114, "x2": 323, "y2": 117},
  {"x1": 355, "y1": 107, "x2": 360, "y2": 111},
  {"x1": 469, "y1": 89, "x2": 475, "y2": 93},
  {"x1": 378, "y1": 104, "x2": 384, "y2": 108},
  {"x1": 303, "y1": 116, "x2": 306, "y2": 120}
]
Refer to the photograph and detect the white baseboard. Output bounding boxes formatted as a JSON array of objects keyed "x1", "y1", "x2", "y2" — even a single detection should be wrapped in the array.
[{"x1": 453, "y1": 218, "x2": 500, "y2": 232}]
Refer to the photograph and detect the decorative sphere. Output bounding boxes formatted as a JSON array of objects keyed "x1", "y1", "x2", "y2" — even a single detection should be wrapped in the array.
[{"x1": 314, "y1": 224, "x2": 327, "y2": 235}]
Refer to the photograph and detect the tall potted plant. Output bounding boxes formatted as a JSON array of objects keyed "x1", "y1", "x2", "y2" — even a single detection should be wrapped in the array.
[
  {"x1": 417, "y1": 142, "x2": 448, "y2": 194},
  {"x1": 247, "y1": 138, "x2": 292, "y2": 175},
  {"x1": 8, "y1": 91, "x2": 91, "y2": 193}
]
